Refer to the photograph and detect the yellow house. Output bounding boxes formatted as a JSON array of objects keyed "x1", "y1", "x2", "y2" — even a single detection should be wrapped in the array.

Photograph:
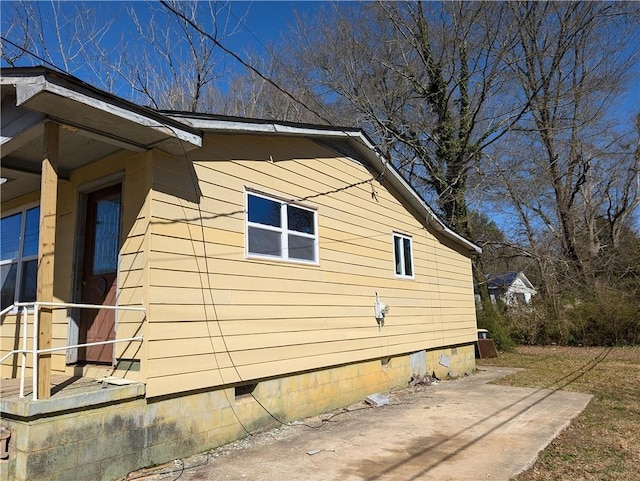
[{"x1": 1, "y1": 67, "x2": 479, "y2": 481}]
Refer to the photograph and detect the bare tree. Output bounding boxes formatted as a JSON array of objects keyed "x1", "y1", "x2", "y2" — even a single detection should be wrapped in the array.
[
  {"x1": 117, "y1": 1, "x2": 242, "y2": 111},
  {"x1": 272, "y1": 2, "x2": 531, "y2": 236},
  {"x1": 241, "y1": 1, "x2": 537, "y2": 313},
  {"x1": 503, "y1": 2, "x2": 640, "y2": 283},
  {"x1": 1, "y1": 1, "x2": 242, "y2": 112},
  {"x1": 1, "y1": 1, "x2": 117, "y2": 77},
  {"x1": 1, "y1": 1, "x2": 38, "y2": 67},
  {"x1": 219, "y1": 50, "x2": 333, "y2": 123},
  {"x1": 474, "y1": 2, "x2": 640, "y2": 342}
]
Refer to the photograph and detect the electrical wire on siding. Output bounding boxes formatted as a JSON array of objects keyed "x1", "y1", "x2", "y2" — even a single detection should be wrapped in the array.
[{"x1": 153, "y1": 117, "x2": 395, "y2": 435}]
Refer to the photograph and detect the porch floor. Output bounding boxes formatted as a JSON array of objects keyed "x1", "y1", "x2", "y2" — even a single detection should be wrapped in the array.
[
  {"x1": 1, "y1": 375, "x2": 145, "y2": 418},
  {"x1": 0, "y1": 375, "x2": 100, "y2": 400}
]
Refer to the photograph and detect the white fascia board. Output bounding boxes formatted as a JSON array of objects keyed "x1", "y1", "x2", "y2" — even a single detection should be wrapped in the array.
[
  {"x1": 182, "y1": 117, "x2": 279, "y2": 133},
  {"x1": 171, "y1": 116, "x2": 355, "y2": 139},
  {"x1": 11, "y1": 75, "x2": 202, "y2": 150},
  {"x1": 272, "y1": 124, "x2": 355, "y2": 137},
  {"x1": 343, "y1": 131, "x2": 481, "y2": 255},
  {"x1": 516, "y1": 272, "x2": 536, "y2": 291}
]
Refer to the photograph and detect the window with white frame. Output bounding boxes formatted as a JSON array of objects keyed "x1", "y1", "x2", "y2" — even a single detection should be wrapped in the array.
[
  {"x1": 1, "y1": 205, "x2": 40, "y2": 309},
  {"x1": 246, "y1": 192, "x2": 318, "y2": 263},
  {"x1": 393, "y1": 233, "x2": 414, "y2": 278}
]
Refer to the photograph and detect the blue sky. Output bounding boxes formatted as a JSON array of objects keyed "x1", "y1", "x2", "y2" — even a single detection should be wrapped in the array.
[
  {"x1": 222, "y1": 1, "x2": 326, "y2": 72},
  {"x1": 0, "y1": 1, "x2": 326, "y2": 93},
  {"x1": 2, "y1": 1, "x2": 638, "y2": 235},
  {"x1": 227, "y1": 1, "x2": 323, "y2": 45},
  {"x1": 2, "y1": 0, "x2": 637, "y2": 119}
]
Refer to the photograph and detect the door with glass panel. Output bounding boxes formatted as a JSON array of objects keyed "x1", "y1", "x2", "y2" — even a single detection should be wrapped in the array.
[{"x1": 79, "y1": 185, "x2": 121, "y2": 364}]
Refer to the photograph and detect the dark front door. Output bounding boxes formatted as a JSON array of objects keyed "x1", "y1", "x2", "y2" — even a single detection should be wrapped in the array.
[{"x1": 79, "y1": 184, "x2": 122, "y2": 364}]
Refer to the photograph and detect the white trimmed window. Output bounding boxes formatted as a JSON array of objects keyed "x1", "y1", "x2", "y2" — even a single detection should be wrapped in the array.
[
  {"x1": 1, "y1": 205, "x2": 40, "y2": 309},
  {"x1": 393, "y1": 232, "x2": 414, "y2": 278},
  {"x1": 246, "y1": 192, "x2": 318, "y2": 263}
]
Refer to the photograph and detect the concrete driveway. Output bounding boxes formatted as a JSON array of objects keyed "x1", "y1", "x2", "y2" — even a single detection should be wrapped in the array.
[{"x1": 125, "y1": 366, "x2": 592, "y2": 481}]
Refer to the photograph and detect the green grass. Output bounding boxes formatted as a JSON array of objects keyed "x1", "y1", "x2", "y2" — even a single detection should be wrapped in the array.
[{"x1": 479, "y1": 346, "x2": 640, "y2": 481}]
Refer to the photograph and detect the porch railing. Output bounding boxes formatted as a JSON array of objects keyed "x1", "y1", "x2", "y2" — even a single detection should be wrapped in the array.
[{"x1": 0, "y1": 301, "x2": 145, "y2": 401}]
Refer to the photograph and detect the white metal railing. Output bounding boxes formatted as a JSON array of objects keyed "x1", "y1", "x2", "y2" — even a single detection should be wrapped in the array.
[{"x1": 0, "y1": 301, "x2": 145, "y2": 401}]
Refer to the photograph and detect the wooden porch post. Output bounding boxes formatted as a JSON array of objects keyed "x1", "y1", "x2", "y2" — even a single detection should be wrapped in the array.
[{"x1": 36, "y1": 121, "x2": 59, "y2": 399}]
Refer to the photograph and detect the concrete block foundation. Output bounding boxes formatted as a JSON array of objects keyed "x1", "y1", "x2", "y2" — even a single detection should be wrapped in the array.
[{"x1": 0, "y1": 344, "x2": 475, "y2": 481}]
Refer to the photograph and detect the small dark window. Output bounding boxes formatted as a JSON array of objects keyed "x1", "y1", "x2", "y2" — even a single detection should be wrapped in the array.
[
  {"x1": 393, "y1": 233, "x2": 414, "y2": 278},
  {"x1": 235, "y1": 382, "x2": 257, "y2": 400}
]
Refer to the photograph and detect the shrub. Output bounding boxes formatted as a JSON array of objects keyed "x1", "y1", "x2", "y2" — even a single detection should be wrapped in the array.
[
  {"x1": 566, "y1": 291, "x2": 640, "y2": 346},
  {"x1": 476, "y1": 308, "x2": 515, "y2": 351}
]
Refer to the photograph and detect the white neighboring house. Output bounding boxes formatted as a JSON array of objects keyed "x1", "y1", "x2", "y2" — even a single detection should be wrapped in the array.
[{"x1": 486, "y1": 271, "x2": 537, "y2": 307}]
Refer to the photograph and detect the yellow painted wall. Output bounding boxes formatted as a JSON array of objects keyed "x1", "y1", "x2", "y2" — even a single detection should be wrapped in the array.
[
  {"x1": 145, "y1": 134, "x2": 477, "y2": 397},
  {"x1": 2, "y1": 133, "x2": 477, "y2": 394},
  {"x1": 0, "y1": 150, "x2": 151, "y2": 380}
]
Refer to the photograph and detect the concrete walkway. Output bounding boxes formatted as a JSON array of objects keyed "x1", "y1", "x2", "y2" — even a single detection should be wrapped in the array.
[{"x1": 124, "y1": 367, "x2": 592, "y2": 481}]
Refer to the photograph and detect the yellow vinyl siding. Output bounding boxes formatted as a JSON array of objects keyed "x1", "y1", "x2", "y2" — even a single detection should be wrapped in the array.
[
  {"x1": 145, "y1": 134, "x2": 476, "y2": 397},
  {"x1": 58, "y1": 151, "x2": 151, "y2": 375},
  {"x1": 0, "y1": 150, "x2": 151, "y2": 379}
]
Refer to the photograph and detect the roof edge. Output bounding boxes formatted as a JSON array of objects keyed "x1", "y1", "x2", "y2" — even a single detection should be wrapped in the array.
[
  {"x1": 1, "y1": 66, "x2": 202, "y2": 152},
  {"x1": 345, "y1": 131, "x2": 481, "y2": 255},
  {"x1": 0, "y1": 69, "x2": 479, "y2": 255},
  {"x1": 172, "y1": 113, "x2": 480, "y2": 255}
]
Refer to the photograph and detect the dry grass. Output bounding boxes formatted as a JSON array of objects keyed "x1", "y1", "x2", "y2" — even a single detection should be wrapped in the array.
[{"x1": 479, "y1": 345, "x2": 640, "y2": 481}]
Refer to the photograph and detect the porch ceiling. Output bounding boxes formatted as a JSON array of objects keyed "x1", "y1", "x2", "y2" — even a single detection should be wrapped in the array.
[{"x1": 1, "y1": 99, "x2": 123, "y2": 202}]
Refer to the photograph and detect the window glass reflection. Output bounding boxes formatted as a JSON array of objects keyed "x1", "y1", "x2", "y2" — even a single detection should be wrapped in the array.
[
  {"x1": 287, "y1": 206, "x2": 314, "y2": 234},
  {"x1": 92, "y1": 198, "x2": 121, "y2": 275},
  {"x1": 248, "y1": 195, "x2": 281, "y2": 227},
  {"x1": 1, "y1": 213, "x2": 22, "y2": 260},
  {"x1": 23, "y1": 207, "x2": 40, "y2": 257}
]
